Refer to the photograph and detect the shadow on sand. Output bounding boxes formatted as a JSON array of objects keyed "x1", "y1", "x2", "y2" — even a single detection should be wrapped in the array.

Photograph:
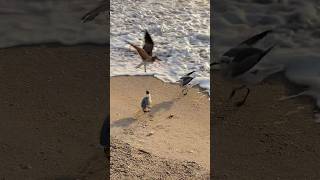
[
  {"x1": 111, "y1": 117, "x2": 136, "y2": 128},
  {"x1": 150, "y1": 100, "x2": 176, "y2": 116},
  {"x1": 111, "y1": 98, "x2": 180, "y2": 127}
]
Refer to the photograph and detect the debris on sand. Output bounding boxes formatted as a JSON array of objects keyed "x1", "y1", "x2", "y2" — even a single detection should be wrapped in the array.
[
  {"x1": 146, "y1": 131, "x2": 154, "y2": 136},
  {"x1": 168, "y1": 114, "x2": 174, "y2": 119}
]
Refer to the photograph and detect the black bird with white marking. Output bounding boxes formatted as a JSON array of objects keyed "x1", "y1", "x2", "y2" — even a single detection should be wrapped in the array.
[
  {"x1": 178, "y1": 71, "x2": 196, "y2": 95},
  {"x1": 211, "y1": 30, "x2": 276, "y2": 106},
  {"x1": 211, "y1": 29, "x2": 273, "y2": 67}
]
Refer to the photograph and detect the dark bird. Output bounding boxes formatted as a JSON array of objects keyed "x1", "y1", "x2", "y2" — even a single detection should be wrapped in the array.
[
  {"x1": 211, "y1": 29, "x2": 273, "y2": 66},
  {"x1": 126, "y1": 30, "x2": 162, "y2": 72},
  {"x1": 81, "y1": 0, "x2": 108, "y2": 23},
  {"x1": 178, "y1": 71, "x2": 196, "y2": 95},
  {"x1": 211, "y1": 30, "x2": 276, "y2": 106}
]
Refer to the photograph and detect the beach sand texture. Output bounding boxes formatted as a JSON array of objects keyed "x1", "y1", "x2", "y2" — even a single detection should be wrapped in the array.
[
  {"x1": 213, "y1": 73, "x2": 320, "y2": 179},
  {"x1": 0, "y1": 45, "x2": 107, "y2": 179},
  {"x1": 110, "y1": 76, "x2": 210, "y2": 179}
]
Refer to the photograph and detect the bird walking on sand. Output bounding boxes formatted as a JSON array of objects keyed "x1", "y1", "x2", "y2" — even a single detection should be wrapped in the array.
[
  {"x1": 126, "y1": 30, "x2": 162, "y2": 72},
  {"x1": 141, "y1": 91, "x2": 152, "y2": 112},
  {"x1": 178, "y1": 71, "x2": 195, "y2": 95},
  {"x1": 211, "y1": 30, "x2": 276, "y2": 106},
  {"x1": 81, "y1": 0, "x2": 108, "y2": 23}
]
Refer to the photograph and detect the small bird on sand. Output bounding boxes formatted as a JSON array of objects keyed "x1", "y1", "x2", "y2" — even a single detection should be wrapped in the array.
[
  {"x1": 81, "y1": 0, "x2": 108, "y2": 23},
  {"x1": 141, "y1": 91, "x2": 152, "y2": 112},
  {"x1": 178, "y1": 71, "x2": 195, "y2": 95},
  {"x1": 126, "y1": 30, "x2": 162, "y2": 72},
  {"x1": 211, "y1": 30, "x2": 276, "y2": 106}
]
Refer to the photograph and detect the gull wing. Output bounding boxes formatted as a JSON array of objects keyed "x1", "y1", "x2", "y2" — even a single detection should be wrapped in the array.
[
  {"x1": 81, "y1": 1, "x2": 108, "y2": 23},
  {"x1": 143, "y1": 30, "x2": 154, "y2": 56},
  {"x1": 180, "y1": 71, "x2": 195, "y2": 79},
  {"x1": 239, "y1": 29, "x2": 273, "y2": 47},
  {"x1": 223, "y1": 29, "x2": 273, "y2": 58},
  {"x1": 180, "y1": 76, "x2": 194, "y2": 86},
  {"x1": 231, "y1": 46, "x2": 275, "y2": 77},
  {"x1": 127, "y1": 42, "x2": 150, "y2": 60}
]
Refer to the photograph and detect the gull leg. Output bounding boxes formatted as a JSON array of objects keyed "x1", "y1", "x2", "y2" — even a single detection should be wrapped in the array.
[
  {"x1": 144, "y1": 64, "x2": 147, "y2": 72},
  {"x1": 236, "y1": 87, "x2": 250, "y2": 107},
  {"x1": 228, "y1": 85, "x2": 246, "y2": 100},
  {"x1": 135, "y1": 62, "x2": 144, "y2": 69},
  {"x1": 182, "y1": 87, "x2": 188, "y2": 95}
]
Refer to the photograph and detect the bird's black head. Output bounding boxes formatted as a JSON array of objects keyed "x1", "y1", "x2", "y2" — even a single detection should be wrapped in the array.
[{"x1": 146, "y1": 90, "x2": 150, "y2": 94}]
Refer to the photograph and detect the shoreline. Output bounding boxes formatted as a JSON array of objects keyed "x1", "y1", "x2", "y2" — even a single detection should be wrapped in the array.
[{"x1": 111, "y1": 74, "x2": 210, "y2": 97}]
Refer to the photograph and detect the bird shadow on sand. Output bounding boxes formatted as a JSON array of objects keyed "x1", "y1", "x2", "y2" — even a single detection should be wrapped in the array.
[
  {"x1": 111, "y1": 98, "x2": 178, "y2": 127},
  {"x1": 111, "y1": 117, "x2": 136, "y2": 128},
  {"x1": 149, "y1": 100, "x2": 175, "y2": 116}
]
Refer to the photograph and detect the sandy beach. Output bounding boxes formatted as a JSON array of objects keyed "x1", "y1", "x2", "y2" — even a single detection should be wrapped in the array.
[
  {"x1": 0, "y1": 44, "x2": 107, "y2": 179},
  {"x1": 213, "y1": 73, "x2": 320, "y2": 179},
  {"x1": 110, "y1": 76, "x2": 210, "y2": 179}
]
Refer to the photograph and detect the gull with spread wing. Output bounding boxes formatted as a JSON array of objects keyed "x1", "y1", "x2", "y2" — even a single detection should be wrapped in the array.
[{"x1": 126, "y1": 30, "x2": 162, "y2": 72}]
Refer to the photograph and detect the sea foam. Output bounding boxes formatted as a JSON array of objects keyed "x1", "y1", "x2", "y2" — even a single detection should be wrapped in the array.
[{"x1": 110, "y1": 0, "x2": 210, "y2": 94}]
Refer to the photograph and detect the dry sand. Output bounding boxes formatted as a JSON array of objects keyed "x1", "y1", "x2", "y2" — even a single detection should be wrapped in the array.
[
  {"x1": 213, "y1": 73, "x2": 320, "y2": 179},
  {"x1": 110, "y1": 76, "x2": 210, "y2": 179},
  {"x1": 0, "y1": 44, "x2": 107, "y2": 179},
  {"x1": 110, "y1": 137, "x2": 209, "y2": 180}
]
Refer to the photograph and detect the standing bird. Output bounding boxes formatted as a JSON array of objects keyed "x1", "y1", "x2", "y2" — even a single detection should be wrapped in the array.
[
  {"x1": 126, "y1": 30, "x2": 162, "y2": 72},
  {"x1": 211, "y1": 30, "x2": 276, "y2": 106},
  {"x1": 141, "y1": 91, "x2": 152, "y2": 112},
  {"x1": 81, "y1": 0, "x2": 108, "y2": 23},
  {"x1": 178, "y1": 71, "x2": 196, "y2": 95}
]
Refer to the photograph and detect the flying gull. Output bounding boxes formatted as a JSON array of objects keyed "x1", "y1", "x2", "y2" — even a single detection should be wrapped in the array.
[{"x1": 126, "y1": 30, "x2": 162, "y2": 72}]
